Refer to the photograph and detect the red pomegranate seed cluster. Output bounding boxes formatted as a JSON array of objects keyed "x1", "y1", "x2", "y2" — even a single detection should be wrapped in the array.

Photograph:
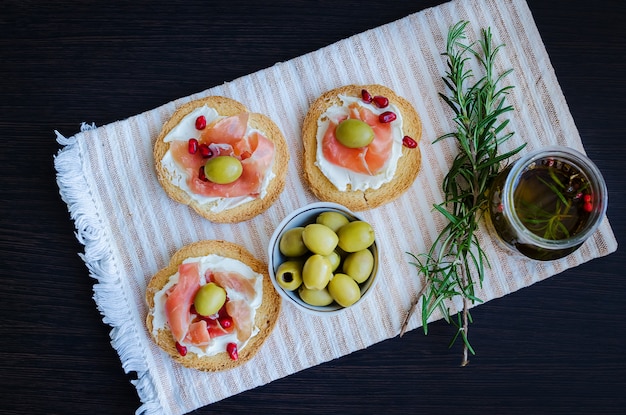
[
  {"x1": 361, "y1": 88, "x2": 417, "y2": 148},
  {"x1": 189, "y1": 139, "x2": 213, "y2": 158},
  {"x1": 227, "y1": 342, "x2": 239, "y2": 360},
  {"x1": 175, "y1": 341, "x2": 188, "y2": 357},
  {"x1": 187, "y1": 116, "x2": 214, "y2": 182},
  {"x1": 583, "y1": 193, "x2": 594, "y2": 212}
]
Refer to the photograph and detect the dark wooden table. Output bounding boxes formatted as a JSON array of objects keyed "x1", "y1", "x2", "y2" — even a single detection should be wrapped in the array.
[{"x1": 2, "y1": 1, "x2": 624, "y2": 414}]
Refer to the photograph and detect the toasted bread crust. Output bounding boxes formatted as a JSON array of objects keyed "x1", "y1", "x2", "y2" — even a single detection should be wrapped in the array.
[
  {"x1": 154, "y1": 96, "x2": 289, "y2": 223},
  {"x1": 302, "y1": 84, "x2": 422, "y2": 211},
  {"x1": 145, "y1": 240, "x2": 281, "y2": 371}
]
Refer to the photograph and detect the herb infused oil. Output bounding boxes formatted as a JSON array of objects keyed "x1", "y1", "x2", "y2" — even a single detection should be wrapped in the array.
[{"x1": 488, "y1": 147, "x2": 607, "y2": 260}]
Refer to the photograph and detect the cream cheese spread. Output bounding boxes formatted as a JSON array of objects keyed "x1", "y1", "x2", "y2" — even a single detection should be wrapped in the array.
[
  {"x1": 151, "y1": 254, "x2": 263, "y2": 357},
  {"x1": 315, "y1": 95, "x2": 404, "y2": 191},
  {"x1": 160, "y1": 105, "x2": 275, "y2": 212}
]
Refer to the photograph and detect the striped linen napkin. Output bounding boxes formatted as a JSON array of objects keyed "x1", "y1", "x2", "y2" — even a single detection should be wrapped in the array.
[{"x1": 54, "y1": 0, "x2": 618, "y2": 413}]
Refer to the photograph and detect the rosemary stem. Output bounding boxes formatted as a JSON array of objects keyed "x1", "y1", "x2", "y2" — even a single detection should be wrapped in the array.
[
  {"x1": 399, "y1": 282, "x2": 429, "y2": 337},
  {"x1": 461, "y1": 295, "x2": 469, "y2": 366}
]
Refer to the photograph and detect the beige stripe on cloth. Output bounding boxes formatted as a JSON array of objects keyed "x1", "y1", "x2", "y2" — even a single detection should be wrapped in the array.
[{"x1": 54, "y1": 0, "x2": 618, "y2": 414}]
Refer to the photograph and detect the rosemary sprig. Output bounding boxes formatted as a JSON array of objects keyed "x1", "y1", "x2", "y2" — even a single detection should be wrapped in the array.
[{"x1": 400, "y1": 21, "x2": 525, "y2": 366}]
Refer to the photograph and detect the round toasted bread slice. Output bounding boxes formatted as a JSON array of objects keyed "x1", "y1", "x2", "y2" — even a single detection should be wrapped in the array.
[
  {"x1": 154, "y1": 96, "x2": 289, "y2": 223},
  {"x1": 145, "y1": 240, "x2": 281, "y2": 371},
  {"x1": 302, "y1": 84, "x2": 422, "y2": 211}
]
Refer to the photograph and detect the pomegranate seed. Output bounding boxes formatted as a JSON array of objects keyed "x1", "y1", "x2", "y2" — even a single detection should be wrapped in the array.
[
  {"x1": 219, "y1": 316, "x2": 233, "y2": 329},
  {"x1": 199, "y1": 144, "x2": 213, "y2": 158},
  {"x1": 583, "y1": 194, "x2": 592, "y2": 203},
  {"x1": 379, "y1": 111, "x2": 396, "y2": 123},
  {"x1": 176, "y1": 342, "x2": 188, "y2": 356},
  {"x1": 218, "y1": 309, "x2": 229, "y2": 321},
  {"x1": 188, "y1": 138, "x2": 199, "y2": 154},
  {"x1": 372, "y1": 95, "x2": 389, "y2": 108},
  {"x1": 583, "y1": 201, "x2": 593, "y2": 213},
  {"x1": 198, "y1": 165, "x2": 208, "y2": 181},
  {"x1": 361, "y1": 89, "x2": 373, "y2": 103},
  {"x1": 402, "y1": 135, "x2": 417, "y2": 148},
  {"x1": 195, "y1": 115, "x2": 207, "y2": 130},
  {"x1": 497, "y1": 203, "x2": 504, "y2": 213},
  {"x1": 226, "y1": 342, "x2": 238, "y2": 360}
]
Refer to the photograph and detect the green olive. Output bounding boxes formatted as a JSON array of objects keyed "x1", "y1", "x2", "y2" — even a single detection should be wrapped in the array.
[
  {"x1": 301, "y1": 223, "x2": 339, "y2": 256},
  {"x1": 302, "y1": 254, "x2": 333, "y2": 290},
  {"x1": 335, "y1": 118, "x2": 375, "y2": 148},
  {"x1": 337, "y1": 220, "x2": 375, "y2": 252},
  {"x1": 328, "y1": 273, "x2": 361, "y2": 307},
  {"x1": 279, "y1": 227, "x2": 309, "y2": 257},
  {"x1": 275, "y1": 260, "x2": 303, "y2": 291},
  {"x1": 342, "y1": 249, "x2": 374, "y2": 283},
  {"x1": 193, "y1": 282, "x2": 226, "y2": 316},
  {"x1": 298, "y1": 285, "x2": 334, "y2": 307},
  {"x1": 324, "y1": 251, "x2": 341, "y2": 272},
  {"x1": 203, "y1": 155, "x2": 243, "y2": 184},
  {"x1": 316, "y1": 211, "x2": 350, "y2": 233}
]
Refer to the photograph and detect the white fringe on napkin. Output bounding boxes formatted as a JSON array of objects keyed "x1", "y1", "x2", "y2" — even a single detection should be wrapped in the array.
[{"x1": 55, "y1": 125, "x2": 161, "y2": 415}]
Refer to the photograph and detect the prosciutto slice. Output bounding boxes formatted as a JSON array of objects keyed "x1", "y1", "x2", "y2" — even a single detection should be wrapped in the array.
[
  {"x1": 170, "y1": 113, "x2": 275, "y2": 198},
  {"x1": 164, "y1": 262, "x2": 201, "y2": 343},
  {"x1": 321, "y1": 102, "x2": 393, "y2": 175}
]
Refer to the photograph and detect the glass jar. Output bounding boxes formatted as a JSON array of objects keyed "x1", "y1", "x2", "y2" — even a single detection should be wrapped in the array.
[{"x1": 487, "y1": 146, "x2": 607, "y2": 261}]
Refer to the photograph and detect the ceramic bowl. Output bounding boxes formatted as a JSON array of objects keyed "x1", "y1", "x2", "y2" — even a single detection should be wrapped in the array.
[{"x1": 268, "y1": 202, "x2": 379, "y2": 316}]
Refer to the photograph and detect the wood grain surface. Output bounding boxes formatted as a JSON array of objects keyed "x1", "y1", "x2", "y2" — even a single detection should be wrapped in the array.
[{"x1": 1, "y1": 1, "x2": 624, "y2": 414}]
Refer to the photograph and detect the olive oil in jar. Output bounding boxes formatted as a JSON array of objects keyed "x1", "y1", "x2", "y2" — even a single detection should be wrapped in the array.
[
  {"x1": 514, "y1": 160, "x2": 590, "y2": 240},
  {"x1": 488, "y1": 147, "x2": 607, "y2": 261}
]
